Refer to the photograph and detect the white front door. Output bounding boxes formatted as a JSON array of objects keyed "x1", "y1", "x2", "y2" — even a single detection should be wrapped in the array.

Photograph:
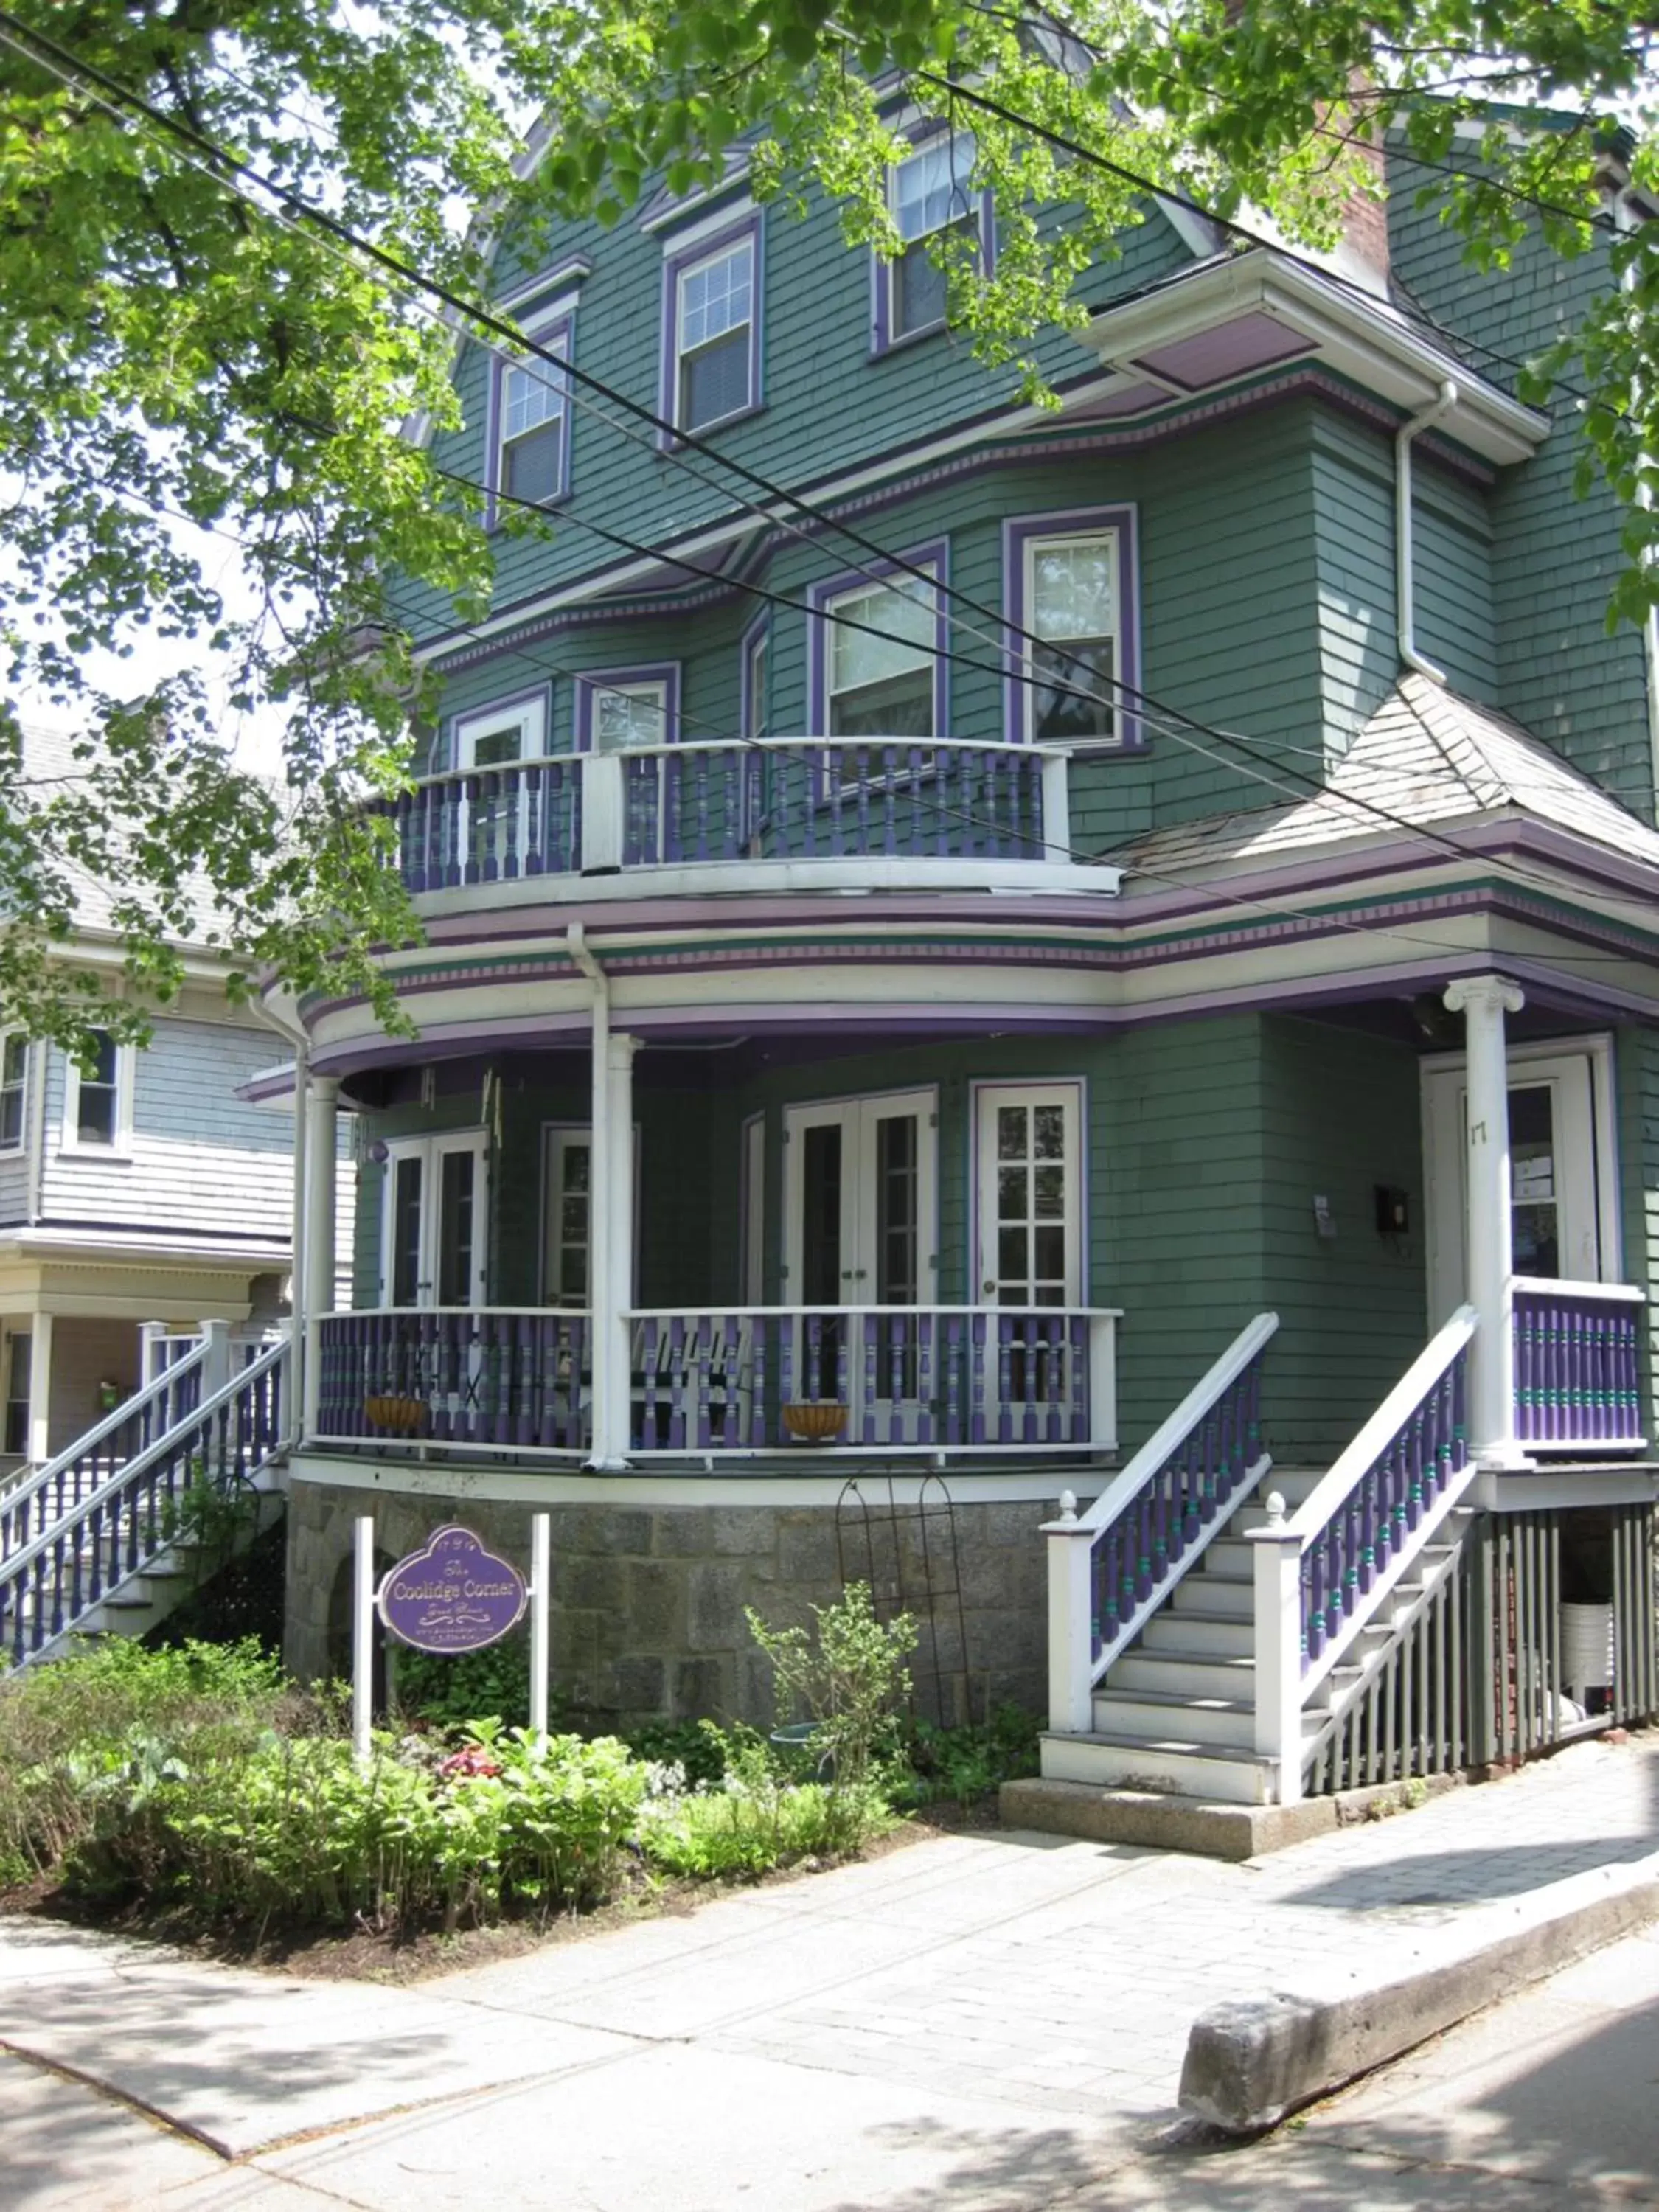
[
  {"x1": 783, "y1": 1090, "x2": 937, "y2": 1407},
  {"x1": 975, "y1": 1084, "x2": 1082, "y2": 1308},
  {"x1": 380, "y1": 1133, "x2": 488, "y2": 1308},
  {"x1": 1423, "y1": 1047, "x2": 1612, "y2": 1324}
]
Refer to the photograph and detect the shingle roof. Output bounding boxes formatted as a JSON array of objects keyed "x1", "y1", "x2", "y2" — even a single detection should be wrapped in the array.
[{"x1": 1115, "y1": 672, "x2": 1659, "y2": 883}]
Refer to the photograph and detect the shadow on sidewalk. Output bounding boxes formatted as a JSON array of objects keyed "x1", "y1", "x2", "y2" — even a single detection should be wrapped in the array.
[{"x1": 1273, "y1": 1834, "x2": 1655, "y2": 1910}]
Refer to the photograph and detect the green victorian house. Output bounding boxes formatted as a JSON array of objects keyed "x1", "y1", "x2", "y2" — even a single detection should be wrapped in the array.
[{"x1": 270, "y1": 111, "x2": 1659, "y2": 1812}]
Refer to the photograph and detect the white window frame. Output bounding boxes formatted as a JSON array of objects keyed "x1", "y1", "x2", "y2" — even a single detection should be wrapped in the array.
[
  {"x1": 672, "y1": 232, "x2": 757, "y2": 434},
  {"x1": 61, "y1": 1032, "x2": 133, "y2": 1157},
  {"x1": 816, "y1": 560, "x2": 943, "y2": 784},
  {"x1": 973, "y1": 1082, "x2": 1084, "y2": 1310},
  {"x1": 538, "y1": 1121, "x2": 641, "y2": 1307},
  {"x1": 453, "y1": 692, "x2": 547, "y2": 774},
  {"x1": 0, "y1": 1033, "x2": 27, "y2": 1154},
  {"x1": 590, "y1": 678, "x2": 670, "y2": 754},
  {"x1": 1021, "y1": 529, "x2": 1121, "y2": 747},
  {"x1": 494, "y1": 315, "x2": 571, "y2": 513},
  {"x1": 880, "y1": 130, "x2": 982, "y2": 348},
  {"x1": 378, "y1": 1131, "x2": 489, "y2": 1309}
]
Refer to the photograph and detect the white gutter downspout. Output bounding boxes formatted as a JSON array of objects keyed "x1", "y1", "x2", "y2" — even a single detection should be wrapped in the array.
[
  {"x1": 1397, "y1": 378, "x2": 1459, "y2": 684},
  {"x1": 568, "y1": 924, "x2": 631, "y2": 1471}
]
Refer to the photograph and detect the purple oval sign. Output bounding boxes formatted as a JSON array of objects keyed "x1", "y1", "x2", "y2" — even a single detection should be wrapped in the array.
[{"x1": 377, "y1": 1525, "x2": 527, "y2": 1654}]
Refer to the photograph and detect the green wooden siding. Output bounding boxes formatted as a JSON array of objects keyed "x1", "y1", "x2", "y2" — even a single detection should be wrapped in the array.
[{"x1": 1615, "y1": 1025, "x2": 1659, "y2": 1440}]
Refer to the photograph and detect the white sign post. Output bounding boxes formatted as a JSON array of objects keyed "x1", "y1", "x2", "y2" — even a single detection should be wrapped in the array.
[
  {"x1": 352, "y1": 1513, "x2": 375, "y2": 1769},
  {"x1": 529, "y1": 1512, "x2": 551, "y2": 1739}
]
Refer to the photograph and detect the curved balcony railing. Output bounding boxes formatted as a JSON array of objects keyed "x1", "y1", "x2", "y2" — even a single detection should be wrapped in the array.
[{"x1": 379, "y1": 737, "x2": 1074, "y2": 894}]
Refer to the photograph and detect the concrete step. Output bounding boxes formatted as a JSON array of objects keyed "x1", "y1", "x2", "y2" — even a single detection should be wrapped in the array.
[
  {"x1": 1041, "y1": 1731, "x2": 1275, "y2": 1806},
  {"x1": 1110, "y1": 1650, "x2": 1256, "y2": 1700},
  {"x1": 1143, "y1": 1612, "x2": 1255, "y2": 1659}
]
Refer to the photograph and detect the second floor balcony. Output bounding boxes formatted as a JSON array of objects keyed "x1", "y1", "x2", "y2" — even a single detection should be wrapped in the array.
[{"x1": 380, "y1": 737, "x2": 1112, "y2": 905}]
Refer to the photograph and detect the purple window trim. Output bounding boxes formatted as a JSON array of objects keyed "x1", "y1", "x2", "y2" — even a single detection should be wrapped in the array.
[
  {"x1": 484, "y1": 312, "x2": 574, "y2": 533},
  {"x1": 571, "y1": 663, "x2": 683, "y2": 751},
  {"x1": 441, "y1": 682, "x2": 553, "y2": 775},
  {"x1": 870, "y1": 126, "x2": 996, "y2": 358},
  {"x1": 806, "y1": 538, "x2": 950, "y2": 742},
  {"x1": 739, "y1": 611, "x2": 771, "y2": 742},
  {"x1": 1002, "y1": 507, "x2": 1143, "y2": 753},
  {"x1": 658, "y1": 212, "x2": 765, "y2": 449}
]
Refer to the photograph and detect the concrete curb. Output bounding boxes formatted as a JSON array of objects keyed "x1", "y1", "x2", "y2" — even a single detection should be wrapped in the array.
[
  {"x1": 1178, "y1": 1854, "x2": 1659, "y2": 2133},
  {"x1": 1000, "y1": 1771, "x2": 1460, "y2": 1862}
]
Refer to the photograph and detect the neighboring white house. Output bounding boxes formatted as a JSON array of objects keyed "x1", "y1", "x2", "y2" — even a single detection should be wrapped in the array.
[{"x1": 0, "y1": 726, "x2": 352, "y2": 1466}]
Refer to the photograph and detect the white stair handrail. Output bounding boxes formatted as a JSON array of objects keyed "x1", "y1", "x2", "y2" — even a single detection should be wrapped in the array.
[
  {"x1": 1077, "y1": 1311, "x2": 1279, "y2": 1534},
  {"x1": 1284, "y1": 1304, "x2": 1477, "y2": 1547}
]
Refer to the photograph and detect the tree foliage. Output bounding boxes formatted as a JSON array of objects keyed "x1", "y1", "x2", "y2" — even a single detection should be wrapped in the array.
[{"x1": 3, "y1": 1, "x2": 1657, "y2": 1046}]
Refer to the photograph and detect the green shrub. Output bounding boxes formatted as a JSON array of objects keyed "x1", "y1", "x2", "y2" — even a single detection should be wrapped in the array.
[
  {"x1": 622, "y1": 1717, "x2": 728, "y2": 1790},
  {"x1": 746, "y1": 1583, "x2": 916, "y2": 1853},
  {"x1": 393, "y1": 1637, "x2": 536, "y2": 1729},
  {"x1": 903, "y1": 1703, "x2": 1043, "y2": 1809},
  {"x1": 636, "y1": 1726, "x2": 895, "y2": 1879}
]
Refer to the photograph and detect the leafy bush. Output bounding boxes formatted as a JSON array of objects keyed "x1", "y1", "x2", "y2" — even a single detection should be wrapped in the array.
[
  {"x1": 622, "y1": 1717, "x2": 728, "y2": 1790},
  {"x1": 746, "y1": 1584, "x2": 916, "y2": 1854},
  {"x1": 636, "y1": 1725, "x2": 895, "y2": 1879},
  {"x1": 393, "y1": 1636, "x2": 536, "y2": 1728},
  {"x1": 902, "y1": 1704, "x2": 1043, "y2": 1809}
]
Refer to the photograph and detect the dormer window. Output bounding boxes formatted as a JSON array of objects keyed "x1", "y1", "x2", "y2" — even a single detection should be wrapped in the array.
[
  {"x1": 495, "y1": 319, "x2": 571, "y2": 512},
  {"x1": 877, "y1": 132, "x2": 988, "y2": 350},
  {"x1": 664, "y1": 218, "x2": 761, "y2": 437}
]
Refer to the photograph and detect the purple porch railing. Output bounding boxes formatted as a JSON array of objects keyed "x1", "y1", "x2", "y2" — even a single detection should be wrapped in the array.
[
  {"x1": 1512, "y1": 1278, "x2": 1646, "y2": 1451},
  {"x1": 625, "y1": 1306, "x2": 1117, "y2": 1455},
  {"x1": 315, "y1": 1309, "x2": 590, "y2": 1454},
  {"x1": 622, "y1": 740, "x2": 1048, "y2": 866},
  {"x1": 379, "y1": 759, "x2": 582, "y2": 891}
]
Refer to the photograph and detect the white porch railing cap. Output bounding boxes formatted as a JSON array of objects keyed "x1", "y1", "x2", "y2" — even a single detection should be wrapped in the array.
[
  {"x1": 1509, "y1": 1275, "x2": 1646, "y2": 1304},
  {"x1": 399, "y1": 732, "x2": 1073, "y2": 794},
  {"x1": 1281, "y1": 1302, "x2": 1478, "y2": 1550}
]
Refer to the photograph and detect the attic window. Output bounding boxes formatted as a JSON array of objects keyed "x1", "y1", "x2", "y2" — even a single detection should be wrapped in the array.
[
  {"x1": 495, "y1": 319, "x2": 571, "y2": 513},
  {"x1": 875, "y1": 132, "x2": 990, "y2": 351},
  {"x1": 664, "y1": 220, "x2": 761, "y2": 437}
]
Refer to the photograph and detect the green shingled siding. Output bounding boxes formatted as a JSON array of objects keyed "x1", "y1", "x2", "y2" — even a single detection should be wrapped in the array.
[
  {"x1": 1615, "y1": 1025, "x2": 1659, "y2": 1440},
  {"x1": 395, "y1": 193, "x2": 1199, "y2": 644},
  {"x1": 1388, "y1": 160, "x2": 1653, "y2": 818}
]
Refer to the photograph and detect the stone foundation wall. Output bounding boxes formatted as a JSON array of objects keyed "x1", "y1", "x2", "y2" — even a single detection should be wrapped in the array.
[{"x1": 285, "y1": 1481, "x2": 1053, "y2": 1728}]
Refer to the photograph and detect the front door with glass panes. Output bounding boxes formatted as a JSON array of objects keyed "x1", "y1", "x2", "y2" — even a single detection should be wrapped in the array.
[
  {"x1": 542, "y1": 1127, "x2": 592, "y2": 1310},
  {"x1": 782, "y1": 1091, "x2": 936, "y2": 1419},
  {"x1": 454, "y1": 698, "x2": 543, "y2": 881},
  {"x1": 380, "y1": 1134, "x2": 488, "y2": 1309},
  {"x1": 1423, "y1": 1049, "x2": 1609, "y2": 1326}
]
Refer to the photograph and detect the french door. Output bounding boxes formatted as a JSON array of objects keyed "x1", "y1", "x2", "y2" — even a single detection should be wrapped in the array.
[
  {"x1": 783, "y1": 1090, "x2": 937, "y2": 1411},
  {"x1": 380, "y1": 1133, "x2": 487, "y2": 1308},
  {"x1": 1423, "y1": 1048, "x2": 1611, "y2": 1325},
  {"x1": 975, "y1": 1085, "x2": 1082, "y2": 1308}
]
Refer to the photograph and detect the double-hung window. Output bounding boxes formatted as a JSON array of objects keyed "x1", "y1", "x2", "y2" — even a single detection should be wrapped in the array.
[
  {"x1": 821, "y1": 568, "x2": 941, "y2": 745},
  {"x1": 672, "y1": 230, "x2": 757, "y2": 434},
  {"x1": 496, "y1": 321, "x2": 570, "y2": 509},
  {"x1": 1026, "y1": 533, "x2": 1119, "y2": 744},
  {"x1": 0, "y1": 1035, "x2": 26, "y2": 1150},
  {"x1": 590, "y1": 678, "x2": 670, "y2": 753},
  {"x1": 64, "y1": 1030, "x2": 126, "y2": 1150},
  {"x1": 883, "y1": 132, "x2": 982, "y2": 347}
]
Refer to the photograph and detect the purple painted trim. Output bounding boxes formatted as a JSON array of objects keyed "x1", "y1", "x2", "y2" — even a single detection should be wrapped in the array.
[
  {"x1": 870, "y1": 126, "x2": 995, "y2": 357},
  {"x1": 484, "y1": 312, "x2": 573, "y2": 533},
  {"x1": 572, "y1": 662, "x2": 682, "y2": 750},
  {"x1": 1002, "y1": 507, "x2": 1141, "y2": 751},
  {"x1": 500, "y1": 254, "x2": 593, "y2": 314},
  {"x1": 428, "y1": 366, "x2": 1486, "y2": 674},
  {"x1": 738, "y1": 609, "x2": 770, "y2": 742},
  {"x1": 442, "y1": 681, "x2": 552, "y2": 775},
  {"x1": 806, "y1": 538, "x2": 949, "y2": 739},
  {"x1": 658, "y1": 212, "x2": 764, "y2": 448}
]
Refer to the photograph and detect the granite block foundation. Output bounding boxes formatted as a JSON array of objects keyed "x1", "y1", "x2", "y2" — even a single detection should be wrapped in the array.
[{"x1": 285, "y1": 1478, "x2": 1052, "y2": 1729}]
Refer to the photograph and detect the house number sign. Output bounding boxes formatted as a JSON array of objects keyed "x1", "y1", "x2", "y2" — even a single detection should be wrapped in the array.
[{"x1": 377, "y1": 1525, "x2": 528, "y2": 1654}]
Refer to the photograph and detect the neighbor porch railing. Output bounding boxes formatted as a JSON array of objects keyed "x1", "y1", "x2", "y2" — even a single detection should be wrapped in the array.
[
  {"x1": 1043, "y1": 1312, "x2": 1279, "y2": 1735},
  {"x1": 1510, "y1": 1277, "x2": 1646, "y2": 1451},
  {"x1": 380, "y1": 736, "x2": 1071, "y2": 891}
]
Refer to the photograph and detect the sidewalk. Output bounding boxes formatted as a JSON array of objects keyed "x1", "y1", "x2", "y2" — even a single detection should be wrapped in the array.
[{"x1": 2, "y1": 1732, "x2": 1656, "y2": 2211}]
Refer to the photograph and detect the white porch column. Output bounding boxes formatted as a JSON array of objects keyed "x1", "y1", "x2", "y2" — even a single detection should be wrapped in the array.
[
  {"x1": 26, "y1": 1311, "x2": 53, "y2": 1465},
  {"x1": 1249, "y1": 1495, "x2": 1305, "y2": 1806},
  {"x1": 302, "y1": 1075, "x2": 340, "y2": 1440},
  {"x1": 1042, "y1": 1491, "x2": 1096, "y2": 1736},
  {"x1": 1444, "y1": 975, "x2": 1528, "y2": 1468},
  {"x1": 590, "y1": 1030, "x2": 638, "y2": 1471}
]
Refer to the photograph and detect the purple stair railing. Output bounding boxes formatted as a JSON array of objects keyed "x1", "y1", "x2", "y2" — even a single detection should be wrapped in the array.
[{"x1": 1512, "y1": 1279, "x2": 1645, "y2": 1451}]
